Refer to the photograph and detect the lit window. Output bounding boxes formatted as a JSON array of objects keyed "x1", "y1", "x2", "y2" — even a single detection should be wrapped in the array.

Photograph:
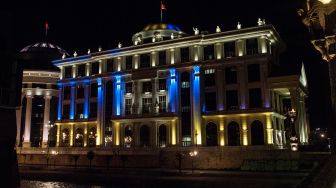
[{"x1": 181, "y1": 81, "x2": 190, "y2": 88}]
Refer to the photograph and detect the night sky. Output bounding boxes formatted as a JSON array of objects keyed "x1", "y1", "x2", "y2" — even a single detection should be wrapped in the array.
[{"x1": 3, "y1": 0, "x2": 330, "y2": 129}]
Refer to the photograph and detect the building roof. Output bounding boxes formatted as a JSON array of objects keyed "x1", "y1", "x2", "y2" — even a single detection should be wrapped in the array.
[
  {"x1": 142, "y1": 23, "x2": 182, "y2": 32},
  {"x1": 20, "y1": 42, "x2": 68, "y2": 55}
]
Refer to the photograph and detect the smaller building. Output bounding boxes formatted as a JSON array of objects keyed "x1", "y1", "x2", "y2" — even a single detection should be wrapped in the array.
[{"x1": 17, "y1": 42, "x2": 67, "y2": 148}]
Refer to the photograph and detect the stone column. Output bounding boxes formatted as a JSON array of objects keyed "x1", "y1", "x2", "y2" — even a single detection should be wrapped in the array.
[
  {"x1": 42, "y1": 95, "x2": 52, "y2": 148},
  {"x1": 152, "y1": 78, "x2": 158, "y2": 113},
  {"x1": 56, "y1": 124, "x2": 60, "y2": 147},
  {"x1": 70, "y1": 85, "x2": 76, "y2": 119},
  {"x1": 171, "y1": 119, "x2": 177, "y2": 146},
  {"x1": 23, "y1": 95, "x2": 32, "y2": 148},
  {"x1": 84, "y1": 125, "x2": 88, "y2": 147},
  {"x1": 219, "y1": 117, "x2": 225, "y2": 146},
  {"x1": 238, "y1": 65, "x2": 247, "y2": 109},
  {"x1": 191, "y1": 66, "x2": 202, "y2": 146}
]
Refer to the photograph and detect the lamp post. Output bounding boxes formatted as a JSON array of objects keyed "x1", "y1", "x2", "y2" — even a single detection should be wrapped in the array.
[
  {"x1": 189, "y1": 150, "x2": 198, "y2": 174},
  {"x1": 288, "y1": 109, "x2": 299, "y2": 151},
  {"x1": 298, "y1": 0, "x2": 336, "y2": 149}
]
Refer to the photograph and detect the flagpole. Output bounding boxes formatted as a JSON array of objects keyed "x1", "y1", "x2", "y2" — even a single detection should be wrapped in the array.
[{"x1": 160, "y1": 1, "x2": 163, "y2": 23}]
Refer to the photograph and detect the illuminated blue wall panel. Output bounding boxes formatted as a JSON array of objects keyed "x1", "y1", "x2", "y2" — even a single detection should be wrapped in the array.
[
  {"x1": 169, "y1": 69, "x2": 177, "y2": 112},
  {"x1": 57, "y1": 83, "x2": 62, "y2": 120},
  {"x1": 114, "y1": 75, "x2": 122, "y2": 116},
  {"x1": 70, "y1": 85, "x2": 75, "y2": 120},
  {"x1": 193, "y1": 66, "x2": 200, "y2": 108}
]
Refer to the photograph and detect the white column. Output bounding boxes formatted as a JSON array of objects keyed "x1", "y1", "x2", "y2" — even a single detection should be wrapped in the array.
[
  {"x1": 42, "y1": 95, "x2": 52, "y2": 148},
  {"x1": 23, "y1": 95, "x2": 33, "y2": 148}
]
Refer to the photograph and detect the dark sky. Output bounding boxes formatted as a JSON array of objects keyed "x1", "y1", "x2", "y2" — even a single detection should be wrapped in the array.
[{"x1": 4, "y1": 0, "x2": 331, "y2": 128}]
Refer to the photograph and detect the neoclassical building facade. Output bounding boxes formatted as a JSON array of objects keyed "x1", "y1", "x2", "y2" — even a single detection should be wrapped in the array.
[
  {"x1": 52, "y1": 23, "x2": 309, "y2": 149},
  {"x1": 17, "y1": 43, "x2": 66, "y2": 148}
]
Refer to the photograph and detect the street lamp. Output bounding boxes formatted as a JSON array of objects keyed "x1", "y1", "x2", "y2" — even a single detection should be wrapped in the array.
[
  {"x1": 189, "y1": 150, "x2": 198, "y2": 174},
  {"x1": 288, "y1": 109, "x2": 299, "y2": 151}
]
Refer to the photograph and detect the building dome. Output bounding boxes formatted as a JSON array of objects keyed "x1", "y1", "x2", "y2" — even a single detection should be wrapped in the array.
[
  {"x1": 19, "y1": 42, "x2": 68, "y2": 71},
  {"x1": 132, "y1": 23, "x2": 187, "y2": 45}
]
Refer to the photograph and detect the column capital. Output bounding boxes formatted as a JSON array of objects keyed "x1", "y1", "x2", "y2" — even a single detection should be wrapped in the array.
[{"x1": 44, "y1": 95, "x2": 52, "y2": 100}]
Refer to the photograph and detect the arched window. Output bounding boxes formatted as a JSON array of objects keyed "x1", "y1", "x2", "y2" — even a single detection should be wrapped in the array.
[
  {"x1": 227, "y1": 122, "x2": 240, "y2": 146},
  {"x1": 140, "y1": 125, "x2": 150, "y2": 147},
  {"x1": 124, "y1": 125, "x2": 132, "y2": 148},
  {"x1": 251, "y1": 120, "x2": 264, "y2": 145},
  {"x1": 88, "y1": 127, "x2": 97, "y2": 147},
  {"x1": 74, "y1": 128, "x2": 84, "y2": 147},
  {"x1": 61, "y1": 128, "x2": 70, "y2": 147},
  {"x1": 158, "y1": 124, "x2": 167, "y2": 148},
  {"x1": 206, "y1": 122, "x2": 218, "y2": 146}
]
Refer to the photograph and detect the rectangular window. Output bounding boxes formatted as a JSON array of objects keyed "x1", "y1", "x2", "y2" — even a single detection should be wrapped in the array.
[
  {"x1": 125, "y1": 98, "x2": 132, "y2": 115},
  {"x1": 64, "y1": 66, "x2": 72, "y2": 79},
  {"x1": 90, "y1": 83, "x2": 98, "y2": 98},
  {"x1": 63, "y1": 86, "x2": 71, "y2": 100},
  {"x1": 76, "y1": 86, "x2": 84, "y2": 99},
  {"x1": 224, "y1": 41, "x2": 236, "y2": 58},
  {"x1": 140, "y1": 54, "x2": 151, "y2": 68},
  {"x1": 180, "y1": 47, "x2": 190, "y2": 63},
  {"x1": 181, "y1": 81, "x2": 190, "y2": 89},
  {"x1": 204, "y1": 69, "x2": 216, "y2": 87},
  {"x1": 159, "y1": 96, "x2": 166, "y2": 112},
  {"x1": 247, "y1": 64, "x2": 260, "y2": 82},
  {"x1": 246, "y1": 38, "x2": 258, "y2": 55},
  {"x1": 90, "y1": 102, "x2": 97, "y2": 118},
  {"x1": 62, "y1": 104, "x2": 70, "y2": 119},
  {"x1": 225, "y1": 66, "x2": 237, "y2": 84},
  {"x1": 226, "y1": 90, "x2": 238, "y2": 110},
  {"x1": 106, "y1": 59, "x2": 114, "y2": 72},
  {"x1": 249, "y1": 88, "x2": 262, "y2": 108},
  {"x1": 77, "y1": 64, "x2": 86, "y2": 77},
  {"x1": 204, "y1": 45, "x2": 215, "y2": 61},
  {"x1": 32, "y1": 83, "x2": 46, "y2": 89},
  {"x1": 142, "y1": 81, "x2": 152, "y2": 93},
  {"x1": 126, "y1": 56, "x2": 133, "y2": 70},
  {"x1": 159, "y1": 51, "x2": 166, "y2": 66},
  {"x1": 158, "y1": 79, "x2": 166, "y2": 91},
  {"x1": 91, "y1": 62, "x2": 99, "y2": 75},
  {"x1": 142, "y1": 97, "x2": 152, "y2": 113},
  {"x1": 76, "y1": 103, "x2": 84, "y2": 118},
  {"x1": 125, "y1": 82, "x2": 133, "y2": 94},
  {"x1": 205, "y1": 92, "x2": 217, "y2": 111}
]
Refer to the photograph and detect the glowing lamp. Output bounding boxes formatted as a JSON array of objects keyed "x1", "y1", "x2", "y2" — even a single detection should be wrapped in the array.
[{"x1": 319, "y1": 0, "x2": 332, "y2": 4}]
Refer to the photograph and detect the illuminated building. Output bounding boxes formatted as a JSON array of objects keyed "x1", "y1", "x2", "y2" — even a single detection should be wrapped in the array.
[
  {"x1": 53, "y1": 22, "x2": 309, "y2": 149},
  {"x1": 17, "y1": 43, "x2": 67, "y2": 148}
]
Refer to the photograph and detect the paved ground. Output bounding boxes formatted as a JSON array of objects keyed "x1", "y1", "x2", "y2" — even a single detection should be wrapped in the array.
[{"x1": 19, "y1": 165, "x2": 308, "y2": 188}]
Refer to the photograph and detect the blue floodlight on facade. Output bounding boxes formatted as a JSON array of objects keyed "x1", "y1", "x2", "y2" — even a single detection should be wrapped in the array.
[
  {"x1": 70, "y1": 84, "x2": 75, "y2": 120},
  {"x1": 57, "y1": 83, "x2": 63, "y2": 120},
  {"x1": 114, "y1": 75, "x2": 122, "y2": 116},
  {"x1": 169, "y1": 69, "x2": 177, "y2": 112}
]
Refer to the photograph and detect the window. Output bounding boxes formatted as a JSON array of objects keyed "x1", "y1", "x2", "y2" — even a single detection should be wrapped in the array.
[
  {"x1": 182, "y1": 136, "x2": 192, "y2": 147},
  {"x1": 247, "y1": 64, "x2": 260, "y2": 82},
  {"x1": 106, "y1": 59, "x2": 114, "y2": 72},
  {"x1": 159, "y1": 96, "x2": 166, "y2": 112},
  {"x1": 32, "y1": 83, "x2": 46, "y2": 89},
  {"x1": 142, "y1": 81, "x2": 152, "y2": 93},
  {"x1": 125, "y1": 99, "x2": 132, "y2": 115},
  {"x1": 180, "y1": 47, "x2": 189, "y2": 63},
  {"x1": 142, "y1": 98, "x2": 152, "y2": 113},
  {"x1": 205, "y1": 92, "x2": 217, "y2": 111},
  {"x1": 76, "y1": 103, "x2": 84, "y2": 118},
  {"x1": 91, "y1": 62, "x2": 99, "y2": 75},
  {"x1": 246, "y1": 38, "x2": 258, "y2": 55},
  {"x1": 90, "y1": 102, "x2": 97, "y2": 118},
  {"x1": 126, "y1": 56, "x2": 133, "y2": 70},
  {"x1": 226, "y1": 90, "x2": 238, "y2": 110},
  {"x1": 140, "y1": 54, "x2": 150, "y2": 68},
  {"x1": 204, "y1": 69, "x2": 216, "y2": 87},
  {"x1": 159, "y1": 51, "x2": 166, "y2": 65},
  {"x1": 181, "y1": 81, "x2": 190, "y2": 88},
  {"x1": 158, "y1": 79, "x2": 166, "y2": 91},
  {"x1": 125, "y1": 82, "x2": 133, "y2": 94},
  {"x1": 62, "y1": 104, "x2": 70, "y2": 119},
  {"x1": 204, "y1": 45, "x2": 215, "y2": 60},
  {"x1": 77, "y1": 64, "x2": 86, "y2": 77},
  {"x1": 64, "y1": 66, "x2": 72, "y2": 78},
  {"x1": 63, "y1": 86, "x2": 71, "y2": 100},
  {"x1": 225, "y1": 66, "x2": 237, "y2": 84},
  {"x1": 249, "y1": 88, "x2": 262, "y2": 108},
  {"x1": 90, "y1": 83, "x2": 98, "y2": 98},
  {"x1": 76, "y1": 86, "x2": 84, "y2": 99},
  {"x1": 224, "y1": 41, "x2": 235, "y2": 58}
]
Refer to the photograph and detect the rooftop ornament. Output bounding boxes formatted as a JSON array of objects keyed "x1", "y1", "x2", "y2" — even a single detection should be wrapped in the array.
[
  {"x1": 118, "y1": 42, "x2": 122, "y2": 48},
  {"x1": 216, "y1": 26, "x2": 221, "y2": 33},
  {"x1": 171, "y1": 33, "x2": 175, "y2": 39},
  {"x1": 62, "y1": 53, "x2": 66, "y2": 59},
  {"x1": 258, "y1": 18, "x2": 266, "y2": 26},
  {"x1": 237, "y1": 22, "x2": 242, "y2": 29},
  {"x1": 98, "y1": 46, "x2": 102, "y2": 52},
  {"x1": 73, "y1": 51, "x2": 77, "y2": 57},
  {"x1": 87, "y1": 49, "x2": 91, "y2": 54},
  {"x1": 193, "y1": 27, "x2": 199, "y2": 35}
]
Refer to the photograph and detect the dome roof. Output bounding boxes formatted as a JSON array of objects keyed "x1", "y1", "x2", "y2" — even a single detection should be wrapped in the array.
[
  {"x1": 20, "y1": 42, "x2": 68, "y2": 55},
  {"x1": 142, "y1": 23, "x2": 182, "y2": 32},
  {"x1": 132, "y1": 23, "x2": 187, "y2": 45}
]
